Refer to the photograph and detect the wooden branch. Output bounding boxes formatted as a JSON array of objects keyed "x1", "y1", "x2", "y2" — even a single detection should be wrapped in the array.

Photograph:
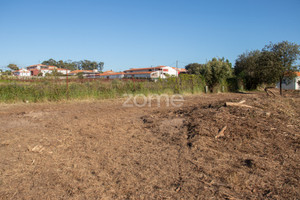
[
  {"x1": 215, "y1": 126, "x2": 227, "y2": 138},
  {"x1": 225, "y1": 100, "x2": 252, "y2": 108}
]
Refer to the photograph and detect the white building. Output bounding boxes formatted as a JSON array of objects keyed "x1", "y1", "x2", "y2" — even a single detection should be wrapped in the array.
[
  {"x1": 13, "y1": 68, "x2": 31, "y2": 77},
  {"x1": 97, "y1": 71, "x2": 125, "y2": 79},
  {"x1": 68, "y1": 69, "x2": 98, "y2": 77},
  {"x1": 123, "y1": 66, "x2": 186, "y2": 79},
  {"x1": 26, "y1": 64, "x2": 70, "y2": 76},
  {"x1": 276, "y1": 72, "x2": 300, "y2": 90}
]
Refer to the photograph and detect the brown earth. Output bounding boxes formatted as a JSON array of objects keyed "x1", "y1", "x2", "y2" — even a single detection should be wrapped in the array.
[{"x1": 0, "y1": 91, "x2": 299, "y2": 199}]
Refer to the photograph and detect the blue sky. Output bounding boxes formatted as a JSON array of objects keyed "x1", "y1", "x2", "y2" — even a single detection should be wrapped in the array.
[{"x1": 0, "y1": 0, "x2": 299, "y2": 71}]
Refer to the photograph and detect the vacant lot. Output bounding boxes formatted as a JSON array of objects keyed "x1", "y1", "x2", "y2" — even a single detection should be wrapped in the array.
[{"x1": 0, "y1": 92, "x2": 299, "y2": 199}]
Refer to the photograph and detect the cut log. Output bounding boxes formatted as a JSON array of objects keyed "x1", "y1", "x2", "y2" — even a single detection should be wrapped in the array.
[
  {"x1": 238, "y1": 100, "x2": 246, "y2": 104},
  {"x1": 225, "y1": 100, "x2": 252, "y2": 108},
  {"x1": 215, "y1": 126, "x2": 227, "y2": 138}
]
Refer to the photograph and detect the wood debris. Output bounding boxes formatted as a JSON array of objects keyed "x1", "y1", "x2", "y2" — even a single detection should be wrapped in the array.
[
  {"x1": 215, "y1": 126, "x2": 227, "y2": 139},
  {"x1": 225, "y1": 100, "x2": 252, "y2": 108}
]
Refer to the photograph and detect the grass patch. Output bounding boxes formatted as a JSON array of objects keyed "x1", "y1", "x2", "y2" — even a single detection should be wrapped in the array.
[{"x1": 0, "y1": 75, "x2": 231, "y2": 103}]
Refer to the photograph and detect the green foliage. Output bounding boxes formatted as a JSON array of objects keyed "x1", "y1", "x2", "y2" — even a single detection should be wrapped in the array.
[
  {"x1": 234, "y1": 50, "x2": 261, "y2": 90},
  {"x1": 204, "y1": 58, "x2": 232, "y2": 90},
  {"x1": 42, "y1": 58, "x2": 105, "y2": 71},
  {"x1": 185, "y1": 63, "x2": 204, "y2": 74},
  {"x1": 7, "y1": 64, "x2": 19, "y2": 71},
  {"x1": 186, "y1": 58, "x2": 232, "y2": 91},
  {"x1": 235, "y1": 41, "x2": 300, "y2": 93},
  {"x1": 77, "y1": 72, "x2": 84, "y2": 79},
  {"x1": 226, "y1": 77, "x2": 240, "y2": 92},
  {"x1": 263, "y1": 41, "x2": 300, "y2": 94},
  {"x1": 0, "y1": 74, "x2": 231, "y2": 103}
]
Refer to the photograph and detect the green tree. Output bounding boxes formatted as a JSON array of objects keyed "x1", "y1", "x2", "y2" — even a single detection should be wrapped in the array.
[
  {"x1": 186, "y1": 58, "x2": 232, "y2": 91},
  {"x1": 42, "y1": 59, "x2": 104, "y2": 71},
  {"x1": 185, "y1": 63, "x2": 204, "y2": 74},
  {"x1": 98, "y1": 62, "x2": 104, "y2": 72},
  {"x1": 263, "y1": 41, "x2": 300, "y2": 95},
  {"x1": 235, "y1": 50, "x2": 262, "y2": 90},
  {"x1": 203, "y1": 58, "x2": 232, "y2": 91},
  {"x1": 7, "y1": 64, "x2": 19, "y2": 71},
  {"x1": 77, "y1": 72, "x2": 84, "y2": 79},
  {"x1": 42, "y1": 58, "x2": 58, "y2": 66}
]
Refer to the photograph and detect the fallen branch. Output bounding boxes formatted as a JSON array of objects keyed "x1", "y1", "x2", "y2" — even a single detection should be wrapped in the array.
[
  {"x1": 264, "y1": 87, "x2": 276, "y2": 97},
  {"x1": 225, "y1": 100, "x2": 252, "y2": 108},
  {"x1": 215, "y1": 126, "x2": 227, "y2": 139}
]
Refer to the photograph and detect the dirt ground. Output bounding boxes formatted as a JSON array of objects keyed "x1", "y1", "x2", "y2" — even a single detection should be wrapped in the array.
[{"x1": 0, "y1": 91, "x2": 299, "y2": 199}]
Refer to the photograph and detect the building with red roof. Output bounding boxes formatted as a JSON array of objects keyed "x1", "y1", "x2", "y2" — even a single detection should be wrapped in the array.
[{"x1": 276, "y1": 72, "x2": 300, "y2": 90}]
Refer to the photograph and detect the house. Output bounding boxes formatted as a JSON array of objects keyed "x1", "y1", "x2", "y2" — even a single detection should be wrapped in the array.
[
  {"x1": 97, "y1": 70, "x2": 125, "y2": 79},
  {"x1": 27, "y1": 64, "x2": 51, "y2": 71},
  {"x1": 68, "y1": 69, "x2": 98, "y2": 77},
  {"x1": 276, "y1": 72, "x2": 300, "y2": 90},
  {"x1": 13, "y1": 68, "x2": 31, "y2": 77},
  {"x1": 27, "y1": 64, "x2": 70, "y2": 76},
  {"x1": 123, "y1": 66, "x2": 186, "y2": 79}
]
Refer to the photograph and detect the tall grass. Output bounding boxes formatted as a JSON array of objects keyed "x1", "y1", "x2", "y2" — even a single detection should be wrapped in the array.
[{"x1": 0, "y1": 75, "x2": 231, "y2": 103}]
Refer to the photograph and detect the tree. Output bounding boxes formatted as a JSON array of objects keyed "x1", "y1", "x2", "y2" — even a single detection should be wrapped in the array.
[
  {"x1": 186, "y1": 58, "x2": 232, "y2": 91},
  {"x1": 41, "y1": 59, "x2": 104, "y2": 71},
  {"x1": 42, "y1": 58, "x2": 57, "y2": 66},
  {"x1": 185, "y1": 63, "x2": 204, "y2": 74},
  {"x1": 202, "y1": 58, "x2": 232, "y2": 91},
  {"x1": 263, "y1": 41, "x2": 300, "y2": 95},
  {"x1": 7, "y1": 64, "x2": 19, "y2": 71},
  {"x1": 98, "y1": 62, "x2": 104, "y2": 72},
  {"x1": 77, "y1": 72, "x2": 84, "y2": 79},
  {"x1": 234, "y1": 50, "x2": 262, "y2": 90}
]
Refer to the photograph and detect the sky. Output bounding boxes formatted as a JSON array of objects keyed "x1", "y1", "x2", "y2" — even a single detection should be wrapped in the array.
[{"x1": 0, "y1": 0, "x2": 300, "y2": 71}]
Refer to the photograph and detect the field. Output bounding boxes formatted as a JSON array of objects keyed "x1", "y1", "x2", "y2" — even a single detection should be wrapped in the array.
[
  {"x1": 0, "y1": 76, "x2": 209, "y2": 103},
  {"x1": 0, "y1": 91, "x2": 299, "y2": 199}
]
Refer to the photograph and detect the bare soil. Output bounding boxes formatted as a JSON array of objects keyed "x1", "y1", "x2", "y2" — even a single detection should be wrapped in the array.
[{"x1": 0, "y1": 91, "x2": 299, "y2": 199}]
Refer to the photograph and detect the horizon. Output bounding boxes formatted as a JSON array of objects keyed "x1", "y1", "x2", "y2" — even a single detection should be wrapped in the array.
[{"x1": 1, "y1": 0, "x2": 300, "y2": 71}]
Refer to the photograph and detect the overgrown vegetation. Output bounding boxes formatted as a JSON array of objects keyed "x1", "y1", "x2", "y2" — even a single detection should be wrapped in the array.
[
  {"x1": 234, "y1": 41, "x2": 300, "y2": 94},
  {"x1": 185, "y1": 41, "x2": 300, "y2": 95},
  {"x1": 0, "y1": 74, "x2": 228, "y2": 103},
  {"x1": 1, "y1": 41, "x2": 299, "y2": 102},
  {"x1": 185, "y1": 57, "x2": 234, "y2": 92}
]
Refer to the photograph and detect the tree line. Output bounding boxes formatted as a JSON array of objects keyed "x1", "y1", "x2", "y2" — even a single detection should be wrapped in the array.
[
  {"x1": 41, "y1": 59, "x2": 104, "y2": 71},
  {"x1": 185, "y1": 41, "x2": 300, "y2": 95},
  {"x1": 5, "y1": 59, "x2": 104, "y2": 72}
]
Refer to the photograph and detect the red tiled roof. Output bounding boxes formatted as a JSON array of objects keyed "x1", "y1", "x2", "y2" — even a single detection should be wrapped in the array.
[
  {"x1": 172, "y1": 67, "x2": 187, "y2": 72},
  {"x1": 98, "y1": 72, "x2": 124, "y2": 76},
  {"x1": 124, "y1": 71, "x2": 153, "y2": 75},
  {"x1": 285, "y1": 71, "x2": 300, "y2": 77},
  {"x1": 69, "y1": 70, "x2": 94, "y2": 74}
]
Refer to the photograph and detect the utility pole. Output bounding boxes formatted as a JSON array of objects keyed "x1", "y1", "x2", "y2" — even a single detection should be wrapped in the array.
[{"x1": 176, "y1": 60, "x2": 178, "y2": 68}]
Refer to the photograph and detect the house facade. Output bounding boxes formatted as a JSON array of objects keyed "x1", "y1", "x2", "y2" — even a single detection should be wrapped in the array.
[
  {"x1": 27, "y1": 64, "x2": 70, "y2": 76},
  {"x1": 276, "y1": 72, "x2": 300, "y2": 90},
  {"x1": 97, "y1": 70, "x2": 125, "y2": 79},
  {"x1": 13, "y1": 69, "x2": 31, "y2": 77},
  {"x1": 123, "y1": 66, "x2": 186, "y2": 79}
]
